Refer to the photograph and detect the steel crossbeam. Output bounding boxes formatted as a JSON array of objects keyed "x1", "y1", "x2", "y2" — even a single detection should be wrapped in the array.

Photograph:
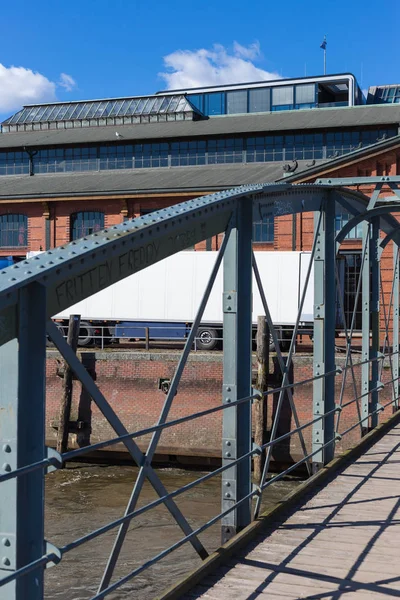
[{"x1": 393, "y1": 245, "x2": 400, "y2": 410}]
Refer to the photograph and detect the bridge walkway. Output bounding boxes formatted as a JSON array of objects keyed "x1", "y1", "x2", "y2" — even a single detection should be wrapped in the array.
[{"x1": 183, "y1": 422, "x2": 400, "y2": 600}]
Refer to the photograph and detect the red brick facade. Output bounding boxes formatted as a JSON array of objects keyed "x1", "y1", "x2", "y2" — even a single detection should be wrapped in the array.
[
  {"x1": 0, "y1": 193, "x2": 204, "y2": 258},
  {"x1": 3, "y1": 145, "x2": 400, "y2": 335}
]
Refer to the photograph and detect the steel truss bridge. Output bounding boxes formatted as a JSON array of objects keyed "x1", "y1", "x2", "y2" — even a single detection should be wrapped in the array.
[{"x1": 1, "y1": 177, "x2": 400, "y2": 599}]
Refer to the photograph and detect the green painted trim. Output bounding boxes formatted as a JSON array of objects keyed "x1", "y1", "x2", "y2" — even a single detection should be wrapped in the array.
[{"x1": 157, "y1": 408, "x2": 400, "y2": 600}]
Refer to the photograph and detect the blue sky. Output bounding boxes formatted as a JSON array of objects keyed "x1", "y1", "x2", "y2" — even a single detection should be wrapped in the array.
[{"x1": 0, "y1": 0, "x2": 399, "y2": 118}]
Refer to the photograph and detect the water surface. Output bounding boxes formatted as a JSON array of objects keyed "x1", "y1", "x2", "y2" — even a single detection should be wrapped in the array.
[{"x1": 45, "y1": 464, "x2": 300, "y2": 599}]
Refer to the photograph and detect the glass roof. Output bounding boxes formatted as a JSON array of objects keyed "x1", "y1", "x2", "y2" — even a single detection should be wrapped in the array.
[{"x1": 1, "y1": 94, "x2": 203, "y2": 130}]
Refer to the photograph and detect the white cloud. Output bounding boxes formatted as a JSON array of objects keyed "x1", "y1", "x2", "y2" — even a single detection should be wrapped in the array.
[
  {"x1": 0, "y1": 63, "x2": 56, "y2": 113},
  {"x1": 232, "y1": 41, "x2": 261, "y2": 61},
  {"x1": 58, "y1": 72, "x2": 77, "y2": 92},
  {"x1": 0, "y1": 64, "x2": 78, "y2": 116},
  {"x1": 159, "y1": 42, "x2": 282, "y2": 90}
]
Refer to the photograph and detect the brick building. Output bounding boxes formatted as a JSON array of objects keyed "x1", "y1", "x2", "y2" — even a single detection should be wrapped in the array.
[{"x1": 0, "y1": 73, "x2": 400, "y2": 330}]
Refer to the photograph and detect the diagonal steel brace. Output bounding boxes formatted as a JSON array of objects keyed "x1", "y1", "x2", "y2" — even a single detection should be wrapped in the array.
[
  {"x1": 46, "y1": 321, "x2": 208, "y2": 561},
  {"x1": 97, "y1": 219, "x2": 234, "y2": 591}
]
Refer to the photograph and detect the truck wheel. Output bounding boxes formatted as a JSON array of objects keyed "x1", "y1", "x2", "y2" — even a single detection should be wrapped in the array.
[
  {"x1": 268, "y1": 329, "x2": 288, "y2": 352},
  {"x1": 269, "y1": 330, "x2": 276, "y2": 352},
  {"x1": 196, "y1": 328, "x2": 219, "y2": 351},
  {"x1": 77, "y1": 322, "x2": 95, "y2": 347}
]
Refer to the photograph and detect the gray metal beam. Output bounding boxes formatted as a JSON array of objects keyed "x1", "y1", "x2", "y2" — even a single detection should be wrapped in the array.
[
  {"x1": 393, "y1": 243, "x2": 399, "y2": 411},
  {"x1": 0, "y1": 339, "x2": 18, "y2": 599},
  {"x1": 317, "y1": 176, "x2": 400, "y2": 185},
  {"x1": 221, "y1": 199, "x2": 253, "y2": 542},
  {"x1": 312, "y1": 194, "x2": 336, "y2": 468},
  {"x1": 369, "y1": 217, "x2": 381, "y2": 428},
  {"x1": 0, "y1": 283, "x2": 46, "y2": 599},
  {"x1": 361, "y1": 221, "x2": 371, "y2": 432},
  {"x1": 361, "y1": 185, "x2": 383, "y2": 432}
]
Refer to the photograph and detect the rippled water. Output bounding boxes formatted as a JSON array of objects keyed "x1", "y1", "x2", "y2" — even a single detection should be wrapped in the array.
[{"x1": 45, "y1": 464, "x2": 300, "y2": 599}]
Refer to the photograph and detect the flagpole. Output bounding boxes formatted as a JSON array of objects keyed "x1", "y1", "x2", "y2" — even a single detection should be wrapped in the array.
[{"x1": 321, "y1": 35, "x2": 327, "y2": 75}]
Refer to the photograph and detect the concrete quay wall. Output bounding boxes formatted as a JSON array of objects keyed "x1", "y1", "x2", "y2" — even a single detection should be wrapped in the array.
[{"x1": 46, "y1": 350, "x2": 396, "y2": 465}]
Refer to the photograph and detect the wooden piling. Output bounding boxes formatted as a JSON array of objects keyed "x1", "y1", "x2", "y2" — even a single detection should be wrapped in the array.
[
  {"x1": 254, "y1": 316, "x2": 269, "y2": 484},
  {"x1": 56, "y1": 315, "x2": 81, "y2": 455}
]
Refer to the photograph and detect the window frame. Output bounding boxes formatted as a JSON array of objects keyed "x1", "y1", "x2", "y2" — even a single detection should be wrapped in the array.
[
  {"x1": 70, "y1": 211, "x2": 105, "y2": 241},
  {"x1": 0, "y1": 214, "x2": 28, "y2": 248},
  {"x1": 253, "y1": 215, "x2": 274, "y2": 243}
]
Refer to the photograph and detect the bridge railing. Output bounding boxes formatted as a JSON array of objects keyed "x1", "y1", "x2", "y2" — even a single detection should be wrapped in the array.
[{"x1": 1, "y1": 177, "x2": 400, "y2": 599}]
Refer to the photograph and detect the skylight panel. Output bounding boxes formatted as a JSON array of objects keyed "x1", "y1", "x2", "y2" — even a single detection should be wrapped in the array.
[{"x1": 1, "y1": 93, "x2": 203, "y2": 131}]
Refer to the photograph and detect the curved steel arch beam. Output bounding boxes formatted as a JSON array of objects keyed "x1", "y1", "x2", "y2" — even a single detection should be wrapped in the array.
[
  {"x1": 380, "y1": 225, "x2": 400, "y2": 250},
  {"x1": 335, "y1": 204, "x2": 400, "y2": 245}
]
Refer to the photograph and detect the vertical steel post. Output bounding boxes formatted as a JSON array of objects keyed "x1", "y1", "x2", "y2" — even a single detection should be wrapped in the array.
[
  {"x1": 0, "y1": 283, "x2": 47, "y2": 599},
  {"x1": 312, "y1": 195, "x2": 336, "y2": 468},
  {"x1": 361, "y1": 220, "x2": 371, "y2": 433},
  {"x1": 370, "y1": 217, "x2": 380, "y2": 427},
  {"x1": 362, "y1": 218, "x2": 380, "y2": 431},
  {"x1": 393, "y1": 242, "x2": 399, "y2": 411},
  {"x1": 221, "y1": 199, "x2": 252, "y2": 543}
]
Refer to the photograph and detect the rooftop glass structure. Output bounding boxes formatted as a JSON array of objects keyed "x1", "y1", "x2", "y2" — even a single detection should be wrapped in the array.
[
  {"x1": 368, "y1": 85, "x2": 400, "y2": 104},
  {"x1": 158, "y1": 74, "x2": 363, "y2": 117},
  {"x1": 1, "y1": 94, "x2": 202, "y2": 133},
  {"x1": 1, "y1": 74, "x2": 368, "y2": 134}
]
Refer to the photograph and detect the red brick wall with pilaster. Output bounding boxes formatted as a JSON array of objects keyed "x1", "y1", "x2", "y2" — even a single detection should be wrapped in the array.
[{"x1": 0, "y1": 193, "x2": 201, "y2": 258}]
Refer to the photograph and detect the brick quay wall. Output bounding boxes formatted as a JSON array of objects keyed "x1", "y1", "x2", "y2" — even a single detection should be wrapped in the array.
[{"x1": 46, "y1": 350, "x2": 397, "y2": 466}]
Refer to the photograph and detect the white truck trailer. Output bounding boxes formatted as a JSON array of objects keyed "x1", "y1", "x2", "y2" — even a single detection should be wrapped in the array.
[{"x1": 49, "y1": 250, "x2": 314, "y2": 350}]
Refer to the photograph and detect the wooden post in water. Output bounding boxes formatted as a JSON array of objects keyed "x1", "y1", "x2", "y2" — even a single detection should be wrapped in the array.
[
  {"x1": 254, "y1": 316, "x2": 269, "y2": 484},
  {"x1": 56, "y1": 314, "x2": 81, "y2": 455}
]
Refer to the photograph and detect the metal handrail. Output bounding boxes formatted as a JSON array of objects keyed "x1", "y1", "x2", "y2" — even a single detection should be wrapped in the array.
[
  {"x1": 2, "y1": 178, "x2": 400, "y2": 599},
  {"x1": 1, "y1": 372, "x2": 398, "y2": 592}
]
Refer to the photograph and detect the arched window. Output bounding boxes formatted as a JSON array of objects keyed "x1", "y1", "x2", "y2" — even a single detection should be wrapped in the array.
[
  {"x1": 70, "y1": 211, "x2": 104, "y2": 240},
  {"x1": 335, "y1": 212, "x2": 362, "y2": 239},
  {"x1": 0, "y1": 214, "x2": 28, "y2": 247}
]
